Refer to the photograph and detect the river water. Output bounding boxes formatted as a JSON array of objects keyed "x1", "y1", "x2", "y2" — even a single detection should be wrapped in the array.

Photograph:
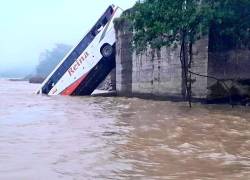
[{"x1": 0, "y1": 79, "x2": 249, "y2": 180}]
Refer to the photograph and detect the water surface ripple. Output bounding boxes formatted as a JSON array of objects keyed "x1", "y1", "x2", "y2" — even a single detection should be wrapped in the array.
[{"x1": 0, "y1": 79, "x2": 249, "y2": 180}]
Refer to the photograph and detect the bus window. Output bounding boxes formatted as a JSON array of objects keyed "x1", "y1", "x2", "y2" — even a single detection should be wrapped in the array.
[
  {"x1": 91, "y1": 24, "x2": 103, "y2": 37},
  {"x1": 91, "y1": 29, "x2": 98, "y2": 37},
  {"x1": 76, "y1": 35, "x2": 93, "y2": 54},
  {"x1": 96, "y1": 24, "x2": 103, "y2": 33},
  {"x1": 46, "y1": 80, "x2": 54, "y2": 93},
  {"x1": 57, "y1": 71, "x2": 61, "y2": 78},
  {"x1": 68, "y1": 51, "x2": 78, "y2": 63},
  {"x1": 109, "y1": 7, "x2": 114, "y2": 15},
  {"x1": 102, "y1": 17, "x2": 108, "y2": 26}
]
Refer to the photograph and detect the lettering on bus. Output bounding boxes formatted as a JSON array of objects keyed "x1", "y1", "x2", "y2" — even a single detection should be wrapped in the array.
[{"x1": 68, "y1": 52, "x2": 89, "y2": 76}]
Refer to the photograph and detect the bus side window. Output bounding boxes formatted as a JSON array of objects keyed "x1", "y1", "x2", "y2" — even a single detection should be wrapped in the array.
[
  {"x1": 94, "y1": 24, "x2": 104, "y2": 36},
  {"x1": 102, "y1": 17, "x2": 108, "y2": 26},
  {"x1": 109, "y1": 7, "x2": 114, "y2": 15},
  {"x1": 76, "y1": 35, "x2": 92, "y2": 54},
  {"x1": 96, "y1": 24, "x2": 103, "y2": 33},
  {"x1": 65, "y1": 51, "x2": 78, "y2": 65},
  {"x1": 91, "y1": 24, "x2": 103, "y2": 36},
  {"x1": 47, "y1": 80, "x2": 54, "y2": 92},
  {"x1": 57, "y1": 71, "x2": 61, "y2": 78},
  {"x1": 91, "y1": 29, "x2": 96, "y2": 37}
]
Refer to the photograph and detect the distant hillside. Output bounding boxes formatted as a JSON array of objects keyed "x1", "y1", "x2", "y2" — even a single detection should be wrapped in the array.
[
  {"x1": 1, "y1": 44, "x2": 72, "y2": 81},
  {"x1": 36, "y1": 44, "x2": 72, "y2": 78},
  {"x1": 26, "y1": 43, "x2": 72, "y2": 83}
]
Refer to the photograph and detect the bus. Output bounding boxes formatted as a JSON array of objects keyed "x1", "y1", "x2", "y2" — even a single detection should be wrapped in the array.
[{"x1": 36, "y1": 5, "x2": 123, "y2": 95}]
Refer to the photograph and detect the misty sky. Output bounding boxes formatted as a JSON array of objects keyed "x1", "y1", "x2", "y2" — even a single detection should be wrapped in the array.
[{"x1": 0, "y1": 0, "x2": 136, "y2": 75}]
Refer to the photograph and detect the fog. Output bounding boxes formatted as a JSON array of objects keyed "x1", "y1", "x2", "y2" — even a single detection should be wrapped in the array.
[{"x1": 0, "y1": 0, "x2": 136, "y2": 77}]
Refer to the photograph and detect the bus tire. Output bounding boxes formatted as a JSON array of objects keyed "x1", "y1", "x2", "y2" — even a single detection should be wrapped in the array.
[{"x1": 100, "y1": 44, "x2": 113, "y2": 58}]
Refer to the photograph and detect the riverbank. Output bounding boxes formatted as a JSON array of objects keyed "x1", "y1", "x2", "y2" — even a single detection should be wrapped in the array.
[
  {"x1": 8, "y1": 78, "x2": 27, "y2": 82},
  {"x1": 7, "y1": 75, "x2": 45, "y2": 84}
]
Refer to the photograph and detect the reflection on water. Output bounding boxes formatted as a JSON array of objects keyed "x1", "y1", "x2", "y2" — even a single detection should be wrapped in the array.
[{"x1": 0, "y1": 79, "x2": 249, "y2": 180}]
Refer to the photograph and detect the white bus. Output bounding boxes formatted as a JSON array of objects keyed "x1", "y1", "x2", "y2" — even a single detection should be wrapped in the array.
[{"x1": 36, "y1": 5, "x2": 123, "y2": 95}]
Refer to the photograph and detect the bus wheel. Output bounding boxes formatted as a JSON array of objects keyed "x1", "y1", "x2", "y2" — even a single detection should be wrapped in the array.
[{"x1": 101, "y1": 44, "x2": 113, "y2": 58}]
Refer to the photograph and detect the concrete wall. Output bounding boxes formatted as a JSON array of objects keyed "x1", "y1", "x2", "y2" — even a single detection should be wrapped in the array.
[
  {"x1": 208, "y1": 50, "x2": 250, "y2": 80},
  {"x1": 207, "y1": 50, "x2": 250, "y2": 100},
  {"x1": 115, "y1": 20, "x2": 133, "y2": 96},
  {"x1": 131, "y1": 38, "x2": 209, "y2": 100},
  {"x1": 114, "y1": 19, "x2": 250, "y2": 103},
  {"x1": 190, "y1": 38, "x2": 209, "y2": 98},
  {"x1": 115, "y1": 20, "x2": 209, "y2": 100},
  {"x1": 131, "y1": 46, "x2": 183, "y2": 99}
]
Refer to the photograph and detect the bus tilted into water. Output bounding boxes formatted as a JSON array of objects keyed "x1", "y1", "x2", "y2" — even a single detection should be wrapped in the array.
[{"x1": 36, "y1": 5, "x2": 122, "y2": 95}]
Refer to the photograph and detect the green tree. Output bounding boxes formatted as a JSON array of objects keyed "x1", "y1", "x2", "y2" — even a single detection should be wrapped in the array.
[{"x1": 208, "y1": 0, "x2": 250, "y2": 51}]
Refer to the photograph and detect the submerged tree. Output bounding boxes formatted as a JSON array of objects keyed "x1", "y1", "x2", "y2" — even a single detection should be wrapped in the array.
[{"x1": 124, "y1": 0, "x2": 250, "y2": 107}]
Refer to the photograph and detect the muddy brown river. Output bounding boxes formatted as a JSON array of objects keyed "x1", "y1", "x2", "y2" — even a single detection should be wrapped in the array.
[{"x1": 0, "y1": 79, "x2": 249, "y2": 179}]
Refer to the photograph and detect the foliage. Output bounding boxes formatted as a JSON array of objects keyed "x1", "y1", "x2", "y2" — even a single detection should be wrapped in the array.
[
  {"x1": 125, "y1": 0, "x2": 250, "y2": 51},
  {"x1": 209, "y1": 0, "x2": 250, "y2": 50},
  {"x1": 36, "y1": 44, "x2": 71, "y2": 77}
]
